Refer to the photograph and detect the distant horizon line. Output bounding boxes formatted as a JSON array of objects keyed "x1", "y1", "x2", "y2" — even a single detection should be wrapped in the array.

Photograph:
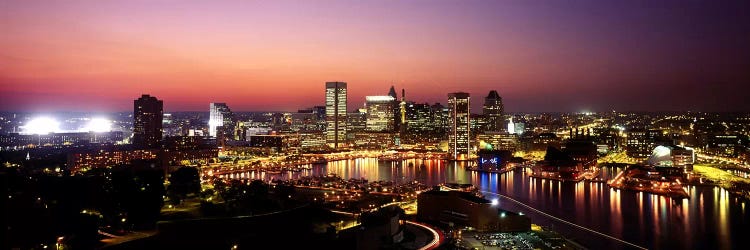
[{"x1": 0, "y1": 110, "x2": 747, "y2": 114}]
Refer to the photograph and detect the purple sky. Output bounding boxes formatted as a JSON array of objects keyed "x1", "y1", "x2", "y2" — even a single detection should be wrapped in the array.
[{"x1": 1, "y1": 0, "x2": 749, "y2": 112}]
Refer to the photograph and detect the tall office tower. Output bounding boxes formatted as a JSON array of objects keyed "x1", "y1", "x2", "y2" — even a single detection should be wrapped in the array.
[
  {"x1": 400, "y1": 89, "x2": 407, "y2": 133},
  {"x1": 388, "y1": 86, "x2": 400, "y2": 132},
  {"x1": 133, "y1": 94, "x2": 163, "y2": 149},
  {"x1": 406, "y1": 102, "x2": 432, "y2": 133},
  {"x1": 209, "y1": 103, "x2": 233, "y2": 137},
  {"x1": 365, "y1": 96, "x2": 396, "y2": 131},
  {"x1": 347, "y1": 108, "x2": 368, "y2": 133},
  {"x1": 483, "y1": 90, "x2": 504, "y2": 131},
  {"x1": 448, "y1": 92, "x2": 471, "y2": 160},
  {"x1": 388, "y1": 86, "x2": 398, "y2": 100},
  {"x1": 431, "y1": 103, "x2": 449, "y2": 134},
  {"x1": 326, "y1": 82, "x2": 347, "y2": 149}
]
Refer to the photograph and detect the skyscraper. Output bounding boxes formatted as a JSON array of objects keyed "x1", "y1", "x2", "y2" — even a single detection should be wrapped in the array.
[
  {"x1": 388, "y1": 85, "x2": 402, "y2": 132},
  {"x1": 399, "y1": 89, "x2": 407, "y2": 133},
  {"x1": 365, "y1": 95, "x2": 396, "y2": 131},
  {"x1": 133, "y1": 94, "x2": 163, "y2": 149},
  {"x1": 483, "y1": 90, "x2": 504, "y2": 131},
  {"x1": 448, "y1": 92, "x2": 471, "y2": 160},
  {"x1": 388, "y1": 86, "x2": 398, "y2": 100},
  {"x1": 326, "y1": 82, "x2": 347, "y2": 149},
  {"x1": 209, "y1": 103, "x2": 233, "y2": 138}
]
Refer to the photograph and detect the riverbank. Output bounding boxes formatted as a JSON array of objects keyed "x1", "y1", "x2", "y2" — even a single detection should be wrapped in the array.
[
  {"x1": 692, "y1": 164, "x2": 750, "y2": 201},
  {"x1": 607, "y1": 165, "x2": 689, "y2": 199}
]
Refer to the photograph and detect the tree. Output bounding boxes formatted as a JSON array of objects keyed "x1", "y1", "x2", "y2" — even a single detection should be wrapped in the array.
[{"x1": 167, "y1": 167, "x2": 201, "y2": 204}]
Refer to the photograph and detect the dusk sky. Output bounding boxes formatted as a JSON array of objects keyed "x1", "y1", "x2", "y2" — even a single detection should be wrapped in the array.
[{"x1": 2, "y1": 0, "x2": 749, "y2": 113}]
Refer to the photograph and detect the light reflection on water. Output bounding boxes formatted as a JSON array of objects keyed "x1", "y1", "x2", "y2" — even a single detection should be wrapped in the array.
[{"x1": 234, "y1": 158, "x2": 747, "y2": 249}]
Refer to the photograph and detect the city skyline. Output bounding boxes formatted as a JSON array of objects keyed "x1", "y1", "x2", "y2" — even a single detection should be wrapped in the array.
[
  {"x1": 2, "y1": 0, "x2": 749, "y2": 113},
  {"x1": 4, "y1": 1, "x2": 750, "y2": 250}
]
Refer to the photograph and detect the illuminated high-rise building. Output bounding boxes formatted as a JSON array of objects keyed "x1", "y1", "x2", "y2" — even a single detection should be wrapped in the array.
[
  {"x1": 326, "y1": 82, "x2": 347, "y2": 148},
  {"x1": 133, "y1": 94, "x2": 163, "y2": 149},
  {"x1": 406, "y1": 102, "x2": 432, "y2": 132},
  {"x1": 347, "y1": 108, "x2": 367, "y2": 133},
  {"x1": 483, "y1": 90, "x2": 504, "y2": 131},
  {"x1": 388, "y1": 85, "x2": 406, "y2": 132},
  {"x1": 399, "y1": 89, "x2": 407, "y2": 133},
  {"x1": 448, "y1": 92, "x2": 471, "y2": 159},
  {"x1": 366, "y1": 95, "x2": 396, "y2": 131},
  {"x1": 209, "y1": 103, "x2": 233, "y2": 138},
  {"x1": 432, "y1": 103, "x2": 449, "y2": 133}
]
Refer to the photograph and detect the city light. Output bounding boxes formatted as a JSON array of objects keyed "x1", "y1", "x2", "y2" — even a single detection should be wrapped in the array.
[
  {"x1": 2, "y1": 1, "x2": 748, "y2": 248},
  {"x1": 82, "y1": 118, "x2": 112, "y2": 132},
  {"x1": 21, "y1": 117, "x2": 60, "y2": 134}
]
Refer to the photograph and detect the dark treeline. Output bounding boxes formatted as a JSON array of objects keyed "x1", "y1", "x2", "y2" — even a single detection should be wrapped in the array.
[{"x1": 4, "y1": 162, "x2": 166, "y2": 249}]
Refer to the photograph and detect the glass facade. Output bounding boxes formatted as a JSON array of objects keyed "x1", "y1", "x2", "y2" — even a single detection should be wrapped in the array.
[
  {"x1": 325, "y1": 82, "x2": 347, "y2": 148},
  {"x1": 365, "y1": 95, "x2": 395, "y2": 132},
  {"x1": 448, "y1": 92, "x2": 471, "y2": 159},
  {"x1": 209, "y1": 102, "x2": 233, "y2": 137}
]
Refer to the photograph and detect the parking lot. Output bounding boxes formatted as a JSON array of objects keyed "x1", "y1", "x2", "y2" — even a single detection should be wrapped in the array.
[{"x1": 460, "y1": 231, "x2": 571, "y2": 250}]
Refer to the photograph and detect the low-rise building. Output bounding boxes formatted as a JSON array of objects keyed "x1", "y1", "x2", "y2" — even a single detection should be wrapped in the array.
[
  {"x1": 476, "y1": 132, "x2": 517, "y2": 152},
  {"x1": 647, "y1": 145, "x2": 695, "y2": 172},
  {"x1": 417, "y1": 190, "x2": 530, "y2": 232}
]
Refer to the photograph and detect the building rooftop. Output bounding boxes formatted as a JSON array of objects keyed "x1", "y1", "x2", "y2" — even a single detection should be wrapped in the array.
[{"x1": 421, "y1": 190, "x2": 490, "y2": 204}]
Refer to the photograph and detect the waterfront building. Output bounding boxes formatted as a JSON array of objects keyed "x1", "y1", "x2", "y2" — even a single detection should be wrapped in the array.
[
  {"x1": 417, "y1": 190, "x2": 530, "y2": 232},
  {"x1": 483, "y1": 90, "x2": 504, "y2": 131},
  {"x1": 563, "y1": 139, "x2": 598, "y2": 168},
  {"x1": 347, "y1": 108, "x2": 368, "y2": 133},
  {"x1": 626, "y1": 128, "x2": 666, "y2": 159},
  {"x1": 351, "y1": 132, "x2": 396, "y2": 149},
  {"x1": 476, "y1": 149, "x2": 513, "y2": 171},
  {"x1": 477, "y1": 132, "x2": 518, "y2": 152},
  {"x1": 448, "y1": 92, "x2": 471, "y2": 160},
  {"x1": 298, "y1": 131, "x2": 327, "y2": 151},
  {"x1": 365, "y1": 95, "x2": 396, "y2": 132},
  {"x1": 133, "y1": 94, "x2": 163, "y2": 149},
  {"x1": 534, "y1": 146, "x2": 584, "y2": 180},
  {"x1": 405, "y1": 102, "x2": 430, "y2": 132},
  {"x1": 648, "y1": 145, "x2": 695, "y2": 172},
  {"x1": 400, "y1": 102, "x2": 448, "y2": 144},
  {"x1": 326, "y1": 82, "x2": 347, "y2": 149}
]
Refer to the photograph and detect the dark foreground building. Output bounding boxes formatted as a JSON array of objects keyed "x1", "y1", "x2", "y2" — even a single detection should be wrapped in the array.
[{"x1": 417, "y1": 189, "x2": 530, "y2": 232}]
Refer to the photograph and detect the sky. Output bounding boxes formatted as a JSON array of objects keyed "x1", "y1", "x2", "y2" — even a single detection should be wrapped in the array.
[{"x1": 1, "y1": 0, "x2": 749, "y2": 113}]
